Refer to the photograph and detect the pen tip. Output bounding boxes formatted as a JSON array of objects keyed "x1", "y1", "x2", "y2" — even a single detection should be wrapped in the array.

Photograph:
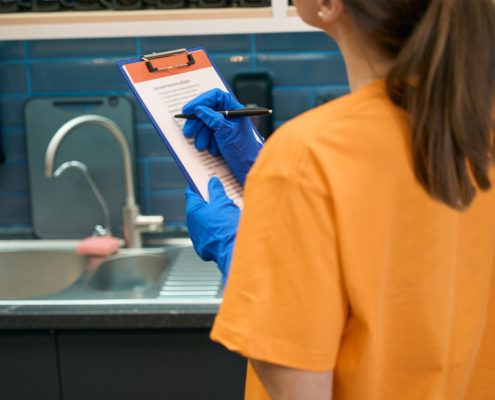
[{"x1": 269, "y1": 110, "x2": 273, "y2": 114}]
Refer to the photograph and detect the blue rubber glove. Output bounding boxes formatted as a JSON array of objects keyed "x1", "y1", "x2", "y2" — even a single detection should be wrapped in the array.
[
  {"x1": 185, "y1": 177, "x2": 241, "y2": 285},
  {"x1": 182, "y1": 88, "x2": 263, "y2": 185}
]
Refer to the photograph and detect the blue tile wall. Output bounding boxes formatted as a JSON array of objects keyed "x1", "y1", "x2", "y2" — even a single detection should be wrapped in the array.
[
  {"x1": 209, "y1": 56, "x2": 252, "y2": 86},
  {"x1": 136, "y1": 127, "x2": 170, "y2": 158},
  {"x1": 273, "y1": 89, "x2": 312, "y2": 121},
  {"x1": 132, "y1": 97, "x2": 154, "y2": 125},
  {"x1": 0, "y1": 98, "x2": 25, "y2": 127},
  {"x1": 0, "y1": 164, "x2": 28, "y2": 193},
  {"x1": 0, "y1": 41, "x2": 24, "y2": 60},
  {"x1": 30, "y1": 60, "x2": 129, "y2": 93},
  {"x1": 0, "y1": 32, "x2": 349, "y2": 230},
  {"x1": 256, "y1": 32, "x2": 340, "y2": 52},
  {"x1": 258, "y1": 53, "x2": 347, "y2": 86},
  {"x1": 142, "y1": 35, "x2": 251, "y2": 55},
  {"x1": 151, "y1": 193, "x2": 187, "y2": 225},
  {"x1": 0, "y1": 64, "x2": 28, "y2": 94},
  {"x1": 29, "y1": 38, "x2": 137, "y2": 58},
  {"x1": 149, "y1": 162, "x2": 188, "y2": 190},
  {"x1": 0, "y1": 196, "x2": 30, "y2": 226},
  {"x1": 2, "y1": 130, "x2": 26, "y2": 161}
]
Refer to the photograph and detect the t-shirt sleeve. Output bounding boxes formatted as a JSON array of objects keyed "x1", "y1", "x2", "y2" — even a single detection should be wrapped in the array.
[{"x1": 210, "y1": 133, "x2": 349, "y2": 372}]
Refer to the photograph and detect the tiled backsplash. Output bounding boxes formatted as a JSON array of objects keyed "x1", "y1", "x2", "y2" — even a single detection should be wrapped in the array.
[{"x1": 0, "y1": 32, "x2": 349, "y2": 230}]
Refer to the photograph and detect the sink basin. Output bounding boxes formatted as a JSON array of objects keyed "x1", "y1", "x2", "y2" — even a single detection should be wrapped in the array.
[
  {"x1": 87, "y1": 253, "x2": 168, "y2": 292},
  {"x1": 0, "y1": 251, "x2": 89, "y2": 300},
  {"x1": 0, "y1": 239, "x2": 221, "y2": 304}
]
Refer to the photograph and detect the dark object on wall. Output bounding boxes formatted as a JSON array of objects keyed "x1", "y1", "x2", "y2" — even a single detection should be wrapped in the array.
[
  {"x1": 0, "y1": 0, "x2": 18, "y2": 12},
  {"x1": 16, "y1": 0, "x2": 32, "y2": 8},
  {"x1": 100, "y1": 0, "x2": 141, "y2": 10},
  {"x1": 32, "y1": 0, "x2": 62, "y2": 11},
  {"x1": 59, "y1": 0, "x2": 74, "y2": 7},
  {"x1": 24, "y1": 96, "x2": 136, "y2": 239},
  {"x1": 61, "y1": 0, "x2": 103, "y2": 10},
  {"x1": 143, "y1": 0, "x2": 185, "y2": 8},
  {"x1": 240, "y1": 0, "x2": 269, "y2": 6},
  {"x1": 75, "y1": 0, "x2": 103, "y2": 10},
  {"x1": 158, "y1": 0, "x2": 185, "y2": 7},
  {"x1": 190, "y1": 0, "x2": 226, "y2": 8},
  {"x1": 114, "y1": 0, "x2": 142, "y2": 9},
  {"x1": 233, "y1": 72, "x2": 273, "y2": 140},
  {"x1": 0, "y1": 0, "x2": 31, "y2": 12}
]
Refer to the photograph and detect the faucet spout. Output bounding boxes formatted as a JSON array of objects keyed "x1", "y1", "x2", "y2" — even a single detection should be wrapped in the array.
[
  {"x1": 44, "y1": 114, "x2": 136, "y2": 207},
  {"x1": 54, "y1": 160, "x2": 112, "y2": 236}
]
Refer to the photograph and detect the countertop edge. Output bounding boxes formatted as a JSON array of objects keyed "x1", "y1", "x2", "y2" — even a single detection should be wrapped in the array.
[{"x1": 0, "y1": 312, "x2": 217, "y2": 330}]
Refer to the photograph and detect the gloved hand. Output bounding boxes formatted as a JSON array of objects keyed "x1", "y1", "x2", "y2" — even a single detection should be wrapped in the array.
[
  {"x1": 185, "y1": 177, "x2": 240, "y2": 285},
  {"x1": 182, "y1": 88, "x2": 263, "y2": 185}
]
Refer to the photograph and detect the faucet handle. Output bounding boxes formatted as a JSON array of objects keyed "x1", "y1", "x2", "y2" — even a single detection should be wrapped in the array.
[
  {"x1": 123, "y1": 204, "x2": 164, "y2": 248},
  {"x1": 93, "y1": 225, "x2": 109, "y2": 237},
  {"x1": 135, "y1": 215, "x2": 164, "y2": 233}
]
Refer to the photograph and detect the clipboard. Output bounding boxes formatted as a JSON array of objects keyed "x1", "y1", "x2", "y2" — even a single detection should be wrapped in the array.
[{"x1": 117, "y1": 47, "x2": 262, "y2": 209}]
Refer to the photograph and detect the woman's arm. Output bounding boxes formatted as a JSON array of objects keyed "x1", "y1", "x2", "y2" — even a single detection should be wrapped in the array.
[{"x1": 250, "y1": 359, "x2": 333, "y2": 400}]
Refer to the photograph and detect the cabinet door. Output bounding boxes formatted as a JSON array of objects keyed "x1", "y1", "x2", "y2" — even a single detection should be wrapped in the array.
[
  {"x1": 0, "y1": 330, "x2": 60, "y2": 400},
  {"x1": 58, "y1": 329, "x2": 247, "y2": 400}
]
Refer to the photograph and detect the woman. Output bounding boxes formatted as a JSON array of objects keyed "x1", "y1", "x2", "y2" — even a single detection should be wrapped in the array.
[{"x1": 182, "y1": 0, "x2": 495, "y2": 399}]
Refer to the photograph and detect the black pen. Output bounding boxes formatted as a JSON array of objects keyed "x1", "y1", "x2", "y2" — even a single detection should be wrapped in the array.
[{"x1": 174, "y1": 107, "x2": 272, "y2": 120}]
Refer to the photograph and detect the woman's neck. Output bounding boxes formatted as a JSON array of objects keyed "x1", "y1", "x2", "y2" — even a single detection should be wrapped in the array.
[{"x1": 333, "y1": 24, "x2": 395, "y2": 93}]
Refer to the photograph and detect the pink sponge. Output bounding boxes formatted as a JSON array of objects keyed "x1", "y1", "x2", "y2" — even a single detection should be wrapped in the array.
[{"x1": 76, "y1": 236, "x2": 121, "y2": 257}]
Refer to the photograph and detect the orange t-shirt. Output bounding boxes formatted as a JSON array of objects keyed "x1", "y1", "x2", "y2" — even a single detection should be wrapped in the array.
[{"x1": 210, "y1": 80, "x2": 495, "y2": 400}]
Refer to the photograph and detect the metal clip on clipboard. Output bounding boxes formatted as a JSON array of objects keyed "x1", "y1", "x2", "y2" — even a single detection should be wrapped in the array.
[{"x1": 141, "y1": 48, "x2": 196, "y2": 73}]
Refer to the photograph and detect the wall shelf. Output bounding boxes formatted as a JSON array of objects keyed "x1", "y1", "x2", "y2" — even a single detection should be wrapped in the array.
[
  {"x1": 0, "y1": 0, "x2": 316, "y2": 40},
  {"x1": 0, "y1": 7, "x2": 272, "y2": 25}
]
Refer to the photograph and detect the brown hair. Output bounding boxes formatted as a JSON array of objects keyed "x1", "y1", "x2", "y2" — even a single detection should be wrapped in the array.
[{"x1": 342, "y1": 0, "x2": 495, "y2": 210}]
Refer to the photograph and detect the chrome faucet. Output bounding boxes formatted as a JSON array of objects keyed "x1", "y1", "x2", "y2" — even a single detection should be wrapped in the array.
[
  {"x1": 54, "y1": 160, "x2": 112, "y2": 236},
  {"x1": 44, "y1": 115, "x2": 164, "y2": 248}
]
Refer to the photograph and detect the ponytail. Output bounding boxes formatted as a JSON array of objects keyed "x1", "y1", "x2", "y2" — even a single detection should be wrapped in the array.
[{"x1": 344, "y1": 0, "x2": 495, "y2": 210}]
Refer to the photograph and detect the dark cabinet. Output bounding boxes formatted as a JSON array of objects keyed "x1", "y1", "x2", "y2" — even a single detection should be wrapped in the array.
[
  {"x1": 0, "y1": 330, "x2": 60, "y2": 400},
  {"x1": 0, "y1": 328, "x2": 246, "y2": 400},
  {"x1": 57, "y1": 329, "x2": 247, "y2": 400}
]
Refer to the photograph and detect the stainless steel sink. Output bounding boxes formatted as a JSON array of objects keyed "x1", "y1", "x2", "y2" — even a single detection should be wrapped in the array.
[
  {"x1": 0, "y1": 251, "x2": 89, "y2": 300},
  {"x1": 0, "y1": 239, "x2": 223, "y2": 304},
  {"x1": 87, "y1": 253, "x2": 168, "y2": 292}
]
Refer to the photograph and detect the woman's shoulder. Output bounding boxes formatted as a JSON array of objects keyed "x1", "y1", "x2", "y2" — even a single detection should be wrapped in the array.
[
  {"x1": 247, "y1": 95, "x2": 361, "y2": 187},
  {"x1": 288, "y1": 81, "x2": 403, "y2": 132},
  {"x1": 270, "y1": 82, "x2": 405, "y2": 149},
  {"x1": 250, "y1": 81, "x2": 410, "y2": 188}
]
